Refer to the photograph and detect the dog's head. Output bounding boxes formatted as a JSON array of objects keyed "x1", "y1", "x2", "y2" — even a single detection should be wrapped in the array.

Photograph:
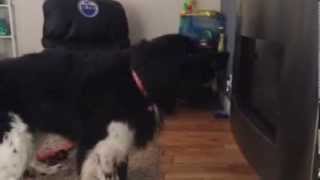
[{"x1": 131, "y1": 34, "x2": 228, "y2": 113}]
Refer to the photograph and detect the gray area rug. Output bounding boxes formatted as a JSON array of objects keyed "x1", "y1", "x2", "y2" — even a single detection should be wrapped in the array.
[{"x1": 24, "y1": 135, "x2": 160, "y2": 180}]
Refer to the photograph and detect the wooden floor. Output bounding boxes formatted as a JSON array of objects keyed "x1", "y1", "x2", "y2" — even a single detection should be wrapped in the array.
[{"x1": 159, "y1": 108, "x2": 259, "y2": 180}]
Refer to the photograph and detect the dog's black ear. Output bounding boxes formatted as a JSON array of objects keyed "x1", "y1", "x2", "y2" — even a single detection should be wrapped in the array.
[{"x1": 179, "y1": 51, "x2": 229, "y2": 88}]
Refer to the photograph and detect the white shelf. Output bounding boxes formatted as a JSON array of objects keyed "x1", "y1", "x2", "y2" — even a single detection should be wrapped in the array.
[
  {"x1": 0, "y1": 4, "x2": 9, "y2": 8},
  {"x1": 0, "y1": 35, "x2": 12, "y2": 39},
  {"x1": 0, "y1": 0, "x2": 16, "y2": 57}
]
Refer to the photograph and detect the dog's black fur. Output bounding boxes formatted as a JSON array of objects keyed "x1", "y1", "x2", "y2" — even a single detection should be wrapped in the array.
[{"x1": 0, "y1": 34, "x2": 226, "y2": 174}]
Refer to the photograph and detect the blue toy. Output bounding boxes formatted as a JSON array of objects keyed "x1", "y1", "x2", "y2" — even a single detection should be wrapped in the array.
[{"x1": 179, "y1": 10, "x2": 225, "y2": 51}]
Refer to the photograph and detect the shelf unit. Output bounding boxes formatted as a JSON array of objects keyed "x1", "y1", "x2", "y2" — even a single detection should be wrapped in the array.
[{"x1": 0, "y1": 0, "x2": 17, "y2": 57}]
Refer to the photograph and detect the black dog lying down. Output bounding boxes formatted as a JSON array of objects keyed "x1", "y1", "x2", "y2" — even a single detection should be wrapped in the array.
[{"x1": 0, "y1": 34, "x2": 227, "y2": 180}]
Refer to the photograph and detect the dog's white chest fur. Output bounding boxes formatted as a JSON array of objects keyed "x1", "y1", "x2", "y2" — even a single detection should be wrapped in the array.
[{"x1": 0, "y1": 113, "x2": 33, "y2": 180}]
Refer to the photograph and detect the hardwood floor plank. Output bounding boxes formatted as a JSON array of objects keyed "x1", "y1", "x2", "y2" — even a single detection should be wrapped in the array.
[{"x1": 160, "y1": 108, "x2": 259, "y2": 180}]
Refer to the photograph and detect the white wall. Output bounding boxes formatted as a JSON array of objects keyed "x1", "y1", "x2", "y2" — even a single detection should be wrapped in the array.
[
  {"x1": 14, "y1": 0, "x2": 44, "y2": 55},
  {"x1": 13, "y1": 0, "x2": 220, "y2": 55},
  {"x1": 118, "y1": 0, "x2": 221, "y2": 43}
]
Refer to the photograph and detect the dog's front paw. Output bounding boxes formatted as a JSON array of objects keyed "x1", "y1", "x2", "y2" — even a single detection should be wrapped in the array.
[
  {"x1": 95, "y1": 140, "x2": 127, "y2": 180},
  {"x1": 81, "y1": 152, "x2": 121, "y2": 180},
  {"x1": 29, "y1": 160, "x2": 66, "y2": 176},
  {"x1": 104, "y1": 172, "x2": 120, "y2": 180},
  {"x1": 81, "y1": 122, "x2": 133, "y2": 180},
  {"x1": 97, "y1": 152, "x2": 122, "y2": 180}
]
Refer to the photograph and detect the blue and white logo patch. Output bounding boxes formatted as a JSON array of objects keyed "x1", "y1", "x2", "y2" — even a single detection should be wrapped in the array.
[{"x1": 78, "y1": 0, "x2": 99, "y2": 18}]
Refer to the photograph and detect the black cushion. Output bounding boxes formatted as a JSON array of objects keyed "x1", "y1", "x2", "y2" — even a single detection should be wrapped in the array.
[{"x1": 42, "y1": 0, "x2": 130, "y2": 50}]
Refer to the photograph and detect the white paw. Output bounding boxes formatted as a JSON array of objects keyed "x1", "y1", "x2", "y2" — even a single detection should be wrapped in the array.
[
  {"x1": 81, "y1": 122, "x2": 133, "y2": 180},
  {"x1": 29, "y1": 161, "x2": 65, "y2": 175},
  {"x1": 42, "y1": 164, "x2": 65, "y2": 175},
  {"x1": 100, "y1": 165, "x2": 119, "y2": 180},
  {"x1": 97, "y1": 152, "x2": 121, "y2": 180},
  {"x1": 107, "y1": 173, "x2": 120, "y2": 180},
  {"x1": 81, "y1": 144, "x2": 124, "y2": 180},
  {"x1": 81, "y1": 152, "x2": 120, "y2": 180},
  {"x1": 96, "y1": 123, "x2": 133, "y2": 178}
]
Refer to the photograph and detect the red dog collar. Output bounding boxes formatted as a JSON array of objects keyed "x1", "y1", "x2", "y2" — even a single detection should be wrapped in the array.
[
  {"x1": 132, "y1": 70, "x2": 161, "y2": 123},
  {"x1": 132, "y1": 70, "x2": 148, "y2": 97}
]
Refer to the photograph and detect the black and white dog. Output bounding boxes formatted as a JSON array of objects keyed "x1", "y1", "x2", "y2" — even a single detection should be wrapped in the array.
[{"x1": 0, "y1": 34, "x2": 227, "y2": 180}]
